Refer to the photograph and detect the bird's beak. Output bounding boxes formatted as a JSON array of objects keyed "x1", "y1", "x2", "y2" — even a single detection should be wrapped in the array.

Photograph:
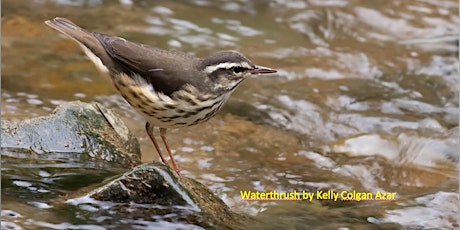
[{"x1": 251, "y1": 65, "x2": 277, "y2": 75}]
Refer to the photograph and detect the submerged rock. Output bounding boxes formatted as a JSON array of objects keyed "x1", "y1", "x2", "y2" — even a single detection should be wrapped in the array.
[
  {"x1": 68, "y1": 163, "x2": 251, "y2": 229},
  {"x1": 1, "y1": 101, "x2": 141, "y2": 169}
]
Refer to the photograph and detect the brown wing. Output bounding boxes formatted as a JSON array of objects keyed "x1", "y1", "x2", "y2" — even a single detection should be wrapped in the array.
[{"x1": 93, "y1": 33, "x2": 207, "y2": 96}]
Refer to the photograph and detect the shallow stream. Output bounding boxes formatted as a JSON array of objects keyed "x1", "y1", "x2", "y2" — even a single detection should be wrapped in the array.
[{"x1": 2, "y1": 0, "x2": 458, "y2": 229}]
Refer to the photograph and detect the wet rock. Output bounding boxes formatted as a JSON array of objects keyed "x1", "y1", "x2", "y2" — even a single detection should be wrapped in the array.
[
  {"x1": 68, "y1": 163, "x2": 251, "y2": 229},
  {"x1": 1, "y1": 101, "x2": 249, "y2": 229},
  {"x1": 1, "y1": 101, "x2": 141, "y2": 169}
]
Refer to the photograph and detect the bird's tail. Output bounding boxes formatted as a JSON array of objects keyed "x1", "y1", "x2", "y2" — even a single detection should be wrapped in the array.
[{"x1": 45, "y1": 17, "x2": 113, "y2": 73}]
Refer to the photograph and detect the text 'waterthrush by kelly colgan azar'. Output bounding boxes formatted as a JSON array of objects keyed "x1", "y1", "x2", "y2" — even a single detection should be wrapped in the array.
[{"x1": 240, "y1": 190, "x2": 397, "y2": 202}]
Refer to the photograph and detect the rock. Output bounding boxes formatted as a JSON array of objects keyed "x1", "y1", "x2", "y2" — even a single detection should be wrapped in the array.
[
  {"x1": 1, "y1": 101, "x2": 250, "y2": 229},
  {"x1": 68, "y1": 163, "x2": 251, "y2": 229},
  {"x1": 1, "y1": 101, "x2": 141, "y2": 169}
]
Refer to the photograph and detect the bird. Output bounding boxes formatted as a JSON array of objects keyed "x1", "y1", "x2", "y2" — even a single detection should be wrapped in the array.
[{"x1": 45, "y1": 17, "x2": 277, "y2": 176}]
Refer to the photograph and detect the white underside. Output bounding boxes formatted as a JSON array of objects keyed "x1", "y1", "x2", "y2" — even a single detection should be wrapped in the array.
[
  {"x1": 114, "y1": 73, "x2": 229, "y2": 128},
  {"x1": 81, "y1": 45, "x2": 109, "y2": 73}
]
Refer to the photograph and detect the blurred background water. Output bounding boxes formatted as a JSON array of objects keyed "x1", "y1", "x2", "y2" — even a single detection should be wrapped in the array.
[{"x1": 2, "y1": 0, "x2": 458, "y2": 229}]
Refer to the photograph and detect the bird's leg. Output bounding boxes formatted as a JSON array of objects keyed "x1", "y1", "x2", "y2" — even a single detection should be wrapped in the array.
[
  {"x1": 145, "y1": 122, "x2": 168, "y2": 165},
  {"x1": 159, "y1": 127, "x2": 181, "y2": 176}
]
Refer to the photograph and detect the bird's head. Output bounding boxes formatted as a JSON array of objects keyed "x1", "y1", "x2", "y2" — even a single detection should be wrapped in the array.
[{"x1": 199, "y1": 51, "x2": 276, "y2": 92}]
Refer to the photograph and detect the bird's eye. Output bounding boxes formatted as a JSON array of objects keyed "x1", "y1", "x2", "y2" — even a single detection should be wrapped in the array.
[{"x1": 233, "y1": 66, "x2": 244, "y2": 73}]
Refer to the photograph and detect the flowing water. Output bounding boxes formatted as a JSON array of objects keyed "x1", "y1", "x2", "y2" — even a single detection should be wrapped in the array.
[{"x1": 2, "y1": 0, "x2": 458, "y2": 229}]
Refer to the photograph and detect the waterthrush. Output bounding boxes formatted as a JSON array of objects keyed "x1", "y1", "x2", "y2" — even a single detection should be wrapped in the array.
[{"x1": 45, "y1": 17, "x2": 277, "y2": 176}]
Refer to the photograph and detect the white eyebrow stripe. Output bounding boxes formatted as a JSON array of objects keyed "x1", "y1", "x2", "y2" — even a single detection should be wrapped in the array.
[{"x1": 204, "y1": 62, "x2": 252, "y2": 74}]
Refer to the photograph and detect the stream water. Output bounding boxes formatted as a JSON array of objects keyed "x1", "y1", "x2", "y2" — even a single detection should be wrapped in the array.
[{"x1": 2, "y1": 0, "x2": 458, "y2": 229}]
